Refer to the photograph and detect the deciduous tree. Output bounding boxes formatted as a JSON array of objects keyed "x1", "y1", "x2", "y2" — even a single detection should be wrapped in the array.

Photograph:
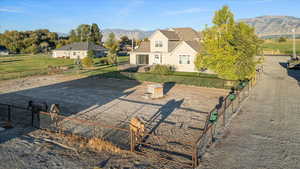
[
  {"x1": 195, "y1": 6, "x2": 262, "y2": 80},
  {"x1": 104, "y1": 33, "x2": 119, "y2": 64}
]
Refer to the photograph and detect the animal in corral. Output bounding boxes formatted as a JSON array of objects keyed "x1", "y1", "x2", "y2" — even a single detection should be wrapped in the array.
[
  {"x1": 49, "y1": 104, "x2": 61, "y2": 120},
  {"x1": 130, "y1": 117, "x2": 145, "y2": 150},
  {"x1": 130, "y1": 117, "x2": 145, "y2": 138},
  {"x1": 49, "y1": 104, "x2": 60, "y2": 113}
]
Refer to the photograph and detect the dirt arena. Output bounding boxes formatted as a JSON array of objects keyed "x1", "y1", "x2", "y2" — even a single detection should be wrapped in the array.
[{"x1": 0, "y1": 74, "x2": 228, "y2": 168}]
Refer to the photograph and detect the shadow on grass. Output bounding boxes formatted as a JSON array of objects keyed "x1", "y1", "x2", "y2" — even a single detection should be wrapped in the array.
[{"x1": 0, "y1": 59, "x2": 22, "y2": 64}]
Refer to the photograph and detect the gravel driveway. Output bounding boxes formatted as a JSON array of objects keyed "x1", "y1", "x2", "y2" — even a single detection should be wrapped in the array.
[{"x1": 199, "y1": 56, "x2": 300, "y2": 169}]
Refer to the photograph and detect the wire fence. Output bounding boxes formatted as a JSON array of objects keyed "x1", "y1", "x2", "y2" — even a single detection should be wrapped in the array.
[{"x1": 39, "y1": 111, "x2": 131, "y2": 149}]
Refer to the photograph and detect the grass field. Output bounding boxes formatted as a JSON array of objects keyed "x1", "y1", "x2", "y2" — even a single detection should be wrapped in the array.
[
  {"x1": 0, "y1": 54, "x2": 128, "y2": 80},
  {"x1": 262, "y1": 39, "x2": 300, "y2": 55},
  {"x1": 0, "y1": 54, "x2": 235, "y2": 89}
]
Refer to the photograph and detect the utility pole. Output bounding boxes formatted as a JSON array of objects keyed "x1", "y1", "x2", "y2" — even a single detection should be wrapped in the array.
[
  {"x1": 132, "y1": 39, "x2": 134, "y2": 51},
  {"x1": 292, "y1": 28, "x2": 297, "y2": 58}
]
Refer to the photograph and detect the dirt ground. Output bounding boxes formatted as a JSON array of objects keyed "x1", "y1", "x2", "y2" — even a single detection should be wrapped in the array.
[
  {"x1": 0, "y1": 73, "x2": 227, "y2": 168},
  {"x1": 198, "y1": 56, "x2": 300, "y2": 169}
]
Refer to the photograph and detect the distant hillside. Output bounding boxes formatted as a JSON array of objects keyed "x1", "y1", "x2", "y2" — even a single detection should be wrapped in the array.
[
  {"x1": 102, "y1": 29, "x2": 154, "y2": 41},
  {"x1": 240, "y1": 16, "x2": 300, "y2": 38}
]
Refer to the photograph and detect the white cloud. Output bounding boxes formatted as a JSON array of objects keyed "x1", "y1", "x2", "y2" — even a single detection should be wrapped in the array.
[
  {"x1": 164, "y1": 8, "x2": 209, "y2": 16},
  {"x1": 0, "y1": 8, "x2": 22, "y2": 13}
]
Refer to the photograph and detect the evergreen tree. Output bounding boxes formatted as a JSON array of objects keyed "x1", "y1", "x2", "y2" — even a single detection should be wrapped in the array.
[
  {"x1": 69, "y1": 29, "x2": 78, "y2": 42},
  {"x1": 90, "y1": 23, "x2": 102, "y2": 45}
]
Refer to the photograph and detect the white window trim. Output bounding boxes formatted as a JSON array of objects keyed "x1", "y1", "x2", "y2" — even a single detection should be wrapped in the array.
[
  {"x1": 155, "y1": 41, "x2": 163, "y2": 47},
  {"x1": 179, "y1": 55, "x2": 191, "y2": 64}
]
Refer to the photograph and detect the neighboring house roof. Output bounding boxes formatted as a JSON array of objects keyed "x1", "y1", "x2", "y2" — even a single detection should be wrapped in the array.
[
  {"x1": 54, "y1": 42, "x2": 107, "y2": 51},
  {"x1": 159, "y1": 30, "x2": 180, "y2": 40},
  {"x1": 171, "y1": 27, "x2": 201, "y2": 41},
  {"x1": 185, "y1": 41, "x2": 202, "y2": 52},
  {"x1": 133, "y1": 41, "x2": 150, "y2": 52}
]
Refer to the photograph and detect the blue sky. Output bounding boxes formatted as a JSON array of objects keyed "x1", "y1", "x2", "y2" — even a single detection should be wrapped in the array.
[{"x1": 0, "y1": 0, "x2": 299, "y2": 33}]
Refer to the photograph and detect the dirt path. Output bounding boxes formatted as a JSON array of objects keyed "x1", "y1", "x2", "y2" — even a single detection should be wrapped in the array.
[{"x1": 199, "y1": 56, "x2": 300, "y2": 169}]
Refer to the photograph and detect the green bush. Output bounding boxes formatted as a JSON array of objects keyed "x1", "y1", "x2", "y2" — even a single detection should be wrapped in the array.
[
  {"x1": 103, "y1": 72, "x2": 236, "y2": 89},
  {"x1": 278, "y1": 37, "x2": 287, "y2": 43},
  {"x1": 82, "y1": 57, "x2": 94, "y2": 67},
  {"x1": 151, "y1": 64, "x2": 173, "y2": 75},
  {"x1": 87, "y1": 50, "x2": 95, "y2": 58},
  {"x1": 100, "y1": 58, "x2": 109, "y2": 65}
]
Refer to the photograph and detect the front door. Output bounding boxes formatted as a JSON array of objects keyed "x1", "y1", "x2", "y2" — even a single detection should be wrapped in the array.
[
  {"x1": 136, "y1": 54, "x2": 149, "y2": 65},
  {"x1": 154, "y1": 54, "x2": 162, "y2": 64}
]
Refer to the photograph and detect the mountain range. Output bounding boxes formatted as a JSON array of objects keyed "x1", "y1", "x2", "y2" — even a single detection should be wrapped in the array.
[
  {"x1": 240, "y1": 16, "x2": 300, "y2": 38},
  {"x1": 102, "y1": 29, "x2": 154, "y2": 41},
  {"x1": 85, "y1": 16, "x2": 300, "y2": 40}
]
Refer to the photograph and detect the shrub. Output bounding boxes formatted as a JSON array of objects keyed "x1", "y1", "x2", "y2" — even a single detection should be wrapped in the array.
[
  {"x1": 87, "y1": 50, "x2": 95, "y2": 58},
  {"x1": 100, "y1": 58, "x2": 109, "y2": 65},
  {"x1": 278, "y1": 37, "x2": 287, "y2": 43},
  {"x1": 82, "y1": 56, "x2": 94, "y2": 67},
  {"x1": 151, "y1": 64, "x2": 173, "y2": 75}
]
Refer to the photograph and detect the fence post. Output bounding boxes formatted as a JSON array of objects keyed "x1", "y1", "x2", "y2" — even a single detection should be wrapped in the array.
[
  {"x1": 130, "y1": 129, "x2": 135, "y2": 152},
  {"x1": 6, "y1": 105, "x2": 12, "y2": 128},
  {"x1": 247, "y1": 83, "x2": 250, "y2": 96},
  {"x1": 231, "y1": 99, "x2": 234, "y2": 113},
  {"x1": 223, "y1": 99, "x2": 227, "y2": 127},
  {"x1": 237, "y1": 91, "x2": 241, "y2": 105},
  {"x1": 192, "y1": 143, "x2": 198, "y2": 168},
  {"x1": 31, "y1": 110, "x2": 34, "y2": 127},
  {"x1": 37, "y1": 111, "x2": 40, "y2": 128}
]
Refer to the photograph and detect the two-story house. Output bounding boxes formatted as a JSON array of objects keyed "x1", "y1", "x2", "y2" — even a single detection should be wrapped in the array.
[{"x1": 130, "y1": 27, "x2": 202, "y2": 72}]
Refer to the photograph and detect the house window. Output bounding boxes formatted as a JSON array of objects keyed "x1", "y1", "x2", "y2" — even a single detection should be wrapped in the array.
[
  {"x1": 155, "y1": 41, "x2": 163, "y2": 47},
  {"x1": 73, "y1": 52, "x2": 76, "y2": 55},
  {"x1": 179, "y1": 55, "x2": 190, "y2": 64}
]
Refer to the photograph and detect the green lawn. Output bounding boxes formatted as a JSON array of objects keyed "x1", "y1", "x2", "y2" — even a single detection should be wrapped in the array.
[
  {"x1": 95, "y1": 71, "x2": 235, "y2": 89},
  {"x1": 0, "y1": 54, "x2": 234, "y2": 89},
  {"x1": 0, "y1": 54, "x2": 128, "y2": 80},
  {"x1": 262, "y1": 39, "x2": 300, "y2": 55}
]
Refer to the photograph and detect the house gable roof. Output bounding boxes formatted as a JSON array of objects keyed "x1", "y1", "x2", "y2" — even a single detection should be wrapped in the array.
[
  {"x1": 159, "y1": 30, "x2": 180, "y2": 40},
  {"x1": 168, "y1": 41, "x2": 180, "y2": 52},
  {"x1": 133, "y1": 41, "x2": 150, "y2": 53},
  {"x1": 185, "y1": 41, "x2": 202, "y2": 52},
  {"x1": 54, "y1": 42, "x2": 106, "y2": 51},
  {"x1": 170, "y1": 27, "x2": 200, "y2": 41},
  {"x1": 170, "y1": 40, "x2": 201, "y2": 54}
]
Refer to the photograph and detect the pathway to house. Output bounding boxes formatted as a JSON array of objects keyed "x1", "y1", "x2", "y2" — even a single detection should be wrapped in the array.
[{"x1": 199, "y1": 56, "x2": 300, "y2": 169}]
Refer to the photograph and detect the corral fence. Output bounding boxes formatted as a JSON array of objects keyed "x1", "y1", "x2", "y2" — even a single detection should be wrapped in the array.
[
  {"x1": 0, "y1": 66, "x2": 263, "y2": 168},
  {"x1": 192, "y1": 68, "x2": 263, "y2": 168},
  {"x1": 0, "y1": 103, "x2": 33, "y2": 128},
  {"x1": 0, "y1": 102, "x2": 132, "y2": 149}
]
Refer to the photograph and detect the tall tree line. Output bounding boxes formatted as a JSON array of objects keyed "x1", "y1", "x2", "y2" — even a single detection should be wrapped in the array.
[
  {"x1": 69, "y1": 23, "x2": 102, "y2": 45},
  {"x1": 0, "y1": 29, "x2": 59, "y2": 54},
  {"x1": 0, "y1": 23, "x2": 103, "y2": 54}
]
